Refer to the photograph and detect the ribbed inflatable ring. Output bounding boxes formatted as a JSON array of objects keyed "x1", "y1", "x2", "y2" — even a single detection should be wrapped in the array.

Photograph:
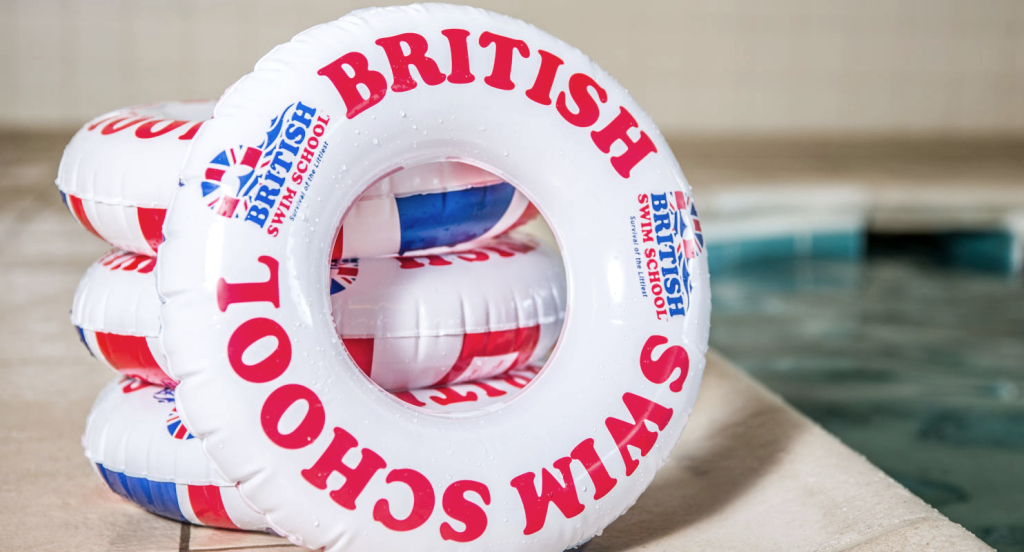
[{"x1": 160, "y1": 4, "x2": 710, "y2": 550}]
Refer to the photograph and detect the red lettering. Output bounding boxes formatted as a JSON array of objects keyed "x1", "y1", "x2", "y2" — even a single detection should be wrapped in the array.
[
  {"x1": 494, "y1": 372, "x2": 532, "y2": 389},
  {"x1": 591, "y1": 107, "x2": 658, "y2": 178},
  {"x1": 373, "y1": 469, "x2": 435, "y2": 531},
  {"x1": 86, "y1": 114, "x2": 121, "y2": 131},
  {"x1": 479, "y1": 32, "x2": 529, "y2": 91},
  {"x1": 280, "y1": 187, "x2": 297, "y2": 207},
  {"x1": 491, "y1": 239, "x2": 535, "y2": 254},
  {"x1": 639, "y1": 335, "x2": 689, "y2": 392},
  {"x1": 375, "y1": 33, "x2": 446, "y2": 92},
  {"x1": 455, "y1": 250, "x2": 489, "y2": 262},
  {"x1": 440, "y1": 480, "x2": 491, "y2": 542},
  {"x1": 480, "y1": 245, "x2": 514, "y2": 258},
  {"x1": 227, "y1": 318, "x2": 291, "y2": 383},
  {"x1": 442, "y1": 29, "x2": 475, "y2": 84},
  {"x1": 178, "y1": 121, "x2": 203, "y2": 141},
  {"x1": 605, "y1": 393, "x2": 673, "y2": 476},
  {"x1": 569, "y1": 438, "x2": 617, "y2": 500},
  {"x1": 318, "y1": 52, "x2": 388, "y2": 119},
  {"x1": 261, "y1": 384, "x2": 324, "y2": 449},
  {"x1": 469, "y1": 379, "x2": 507, "y2": 398},
  {"x1": 510, "y1": 457, "x2": 584, "y2": 535},
  {"x1": 525, "y1": 50, "x2": 564, "y2": 105},
  {"x1": 270, "y1": 208, "x2": 287, "y2": 227},
  {"x1": 120, "y1": 378, "x2": 150, "y2": 393},
  {"x1": 100, "y1": 116, "x2": 151, "y2": 135},
  {"x1": 397, "y1": 255, "x2": 453, "y2": 269},
  {"x1": 429, "y1": 386, "x2": 478, "y2": 406},
  {"x1": 216, "y1": 255, "x2": 280, "y2": 312},
  {"x1": 556, "y1": 73, "x2": 607, "y2": 127},
  {"x1": 119, "y1": 254, "x2": 152, "y2": 273},
  {"x1": 301, "y1": 427, "x2": 387, "y2": 510},
  {"x1": 134, "y1": 119, "x2": 189, "y2": 139}
]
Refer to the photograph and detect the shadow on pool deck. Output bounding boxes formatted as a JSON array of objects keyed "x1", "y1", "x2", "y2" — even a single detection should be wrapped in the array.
[{"x1": 584, "y1": 365, "x2": 801, "y2": 550}]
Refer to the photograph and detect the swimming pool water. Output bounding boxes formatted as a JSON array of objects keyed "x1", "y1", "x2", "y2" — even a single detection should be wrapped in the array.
[{"x1": 709, "y1": 257, "x2": 1024, "y2": 551}]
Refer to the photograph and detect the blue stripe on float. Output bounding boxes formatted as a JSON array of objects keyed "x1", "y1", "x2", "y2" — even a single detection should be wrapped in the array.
[
  {"x1": 75, "y1": 326, "x2": 94, "y2": 358},
  {"x1": 97, "y1": 464, "x2": 186, "y2": 522},
  {"x1": 395, "y1": 182, "x2": 516, "y2": 253},
  {"x1": 58, "y1": 191, "x2": 71, "y2": 213}
]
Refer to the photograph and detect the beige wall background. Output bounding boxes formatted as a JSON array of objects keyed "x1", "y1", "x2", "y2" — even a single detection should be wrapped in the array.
[{"x1": 2, "y1": 0, "x2": 1022, "y2": 136}]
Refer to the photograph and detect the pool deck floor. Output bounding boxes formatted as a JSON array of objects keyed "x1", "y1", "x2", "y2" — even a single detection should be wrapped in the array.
[{"x1": 0, "y1": 131, "x2": 998, "y2": 550}]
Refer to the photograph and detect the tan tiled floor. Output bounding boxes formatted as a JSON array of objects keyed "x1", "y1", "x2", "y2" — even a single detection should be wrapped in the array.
[{"x1": 0, "y1": 131, "x2": 995, "y2": 551}]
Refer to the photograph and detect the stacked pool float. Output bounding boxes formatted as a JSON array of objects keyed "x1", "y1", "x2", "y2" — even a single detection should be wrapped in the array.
[
  {"x1": 58, "y1": 101, "x2": 562, "y2": 531},
  {"x1": 54, "y1": 5, "x2": 711, "y2": 551}
]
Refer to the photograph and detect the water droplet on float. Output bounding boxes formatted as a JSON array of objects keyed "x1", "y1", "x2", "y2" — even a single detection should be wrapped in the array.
[
  {"x1": 399, "y1": 110, "x2": 406, "y2": 117},
  {"x1": 313, "y1": 519, "x2": 320, "y2": 527},
  {"x1": 503, "y1": 151, "x2": 509, "y2": 157},
  {"x1": 412, "y1": 124, "x2": 417, "y2": 130},
  {"x1": 372, "y1": 138, "x2": 379, "y2": 145},
  {"x1": 341, "y1": 165, "x2": 347, "y2": 171}
]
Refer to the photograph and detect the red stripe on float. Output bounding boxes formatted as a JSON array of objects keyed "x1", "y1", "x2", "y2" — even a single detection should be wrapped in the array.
[
  {"x1": 435, "y1": 326, "x2": 540, "y2": 386},
  {"x1": 342, "y1": 338, "x2": 374, "y2": 377},
  {"x1": 95, "y1": 333, "x2": 159, "y2": 369},
  {"x1": 187, "y1": 485, "x2": 239, "y2": 529},
  {"x1": 93, "y1": 333, "x2": 172, "y2": 386},
  {"x1": 137, "y1": 207, "x2": 166, "y2": 253},
  {"x1": 508, "y1": 202, "x2": 540, "y2": 230},
  {"x1": 67, "y1": 195, "x2": 103, "y2": 239},
  {"x1": 393, "y1": 391, "x2": 427, "y2": 407},
  {"x1": 330, "y1": 226, "x2": 345, "y2": 262}
]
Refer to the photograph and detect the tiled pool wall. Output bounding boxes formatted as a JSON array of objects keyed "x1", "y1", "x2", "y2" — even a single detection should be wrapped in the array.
[
  {"x1": 707, "y1": 229, "x2": 1022, "y2": 274},
  {"x1": 704, "y1": 220, "x2": 1022, "y2": 275},
  {"x1": 707, "y1": 231, "x2": 865, "y2": 273}
]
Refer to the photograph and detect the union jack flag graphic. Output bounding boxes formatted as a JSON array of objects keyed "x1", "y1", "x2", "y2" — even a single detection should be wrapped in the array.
[
  {"x1": 166, "y1": 407, "x2": 194, "y2": 440},
  {"x1": 672, "y1": 191, "x2": 704, "y2": 259},
  {"x1": 330, "y1": 260, "x2": 360, "y2": 295},
  {"x1": 202, "y1": 145, "x2": 262, "y2": 219}
]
